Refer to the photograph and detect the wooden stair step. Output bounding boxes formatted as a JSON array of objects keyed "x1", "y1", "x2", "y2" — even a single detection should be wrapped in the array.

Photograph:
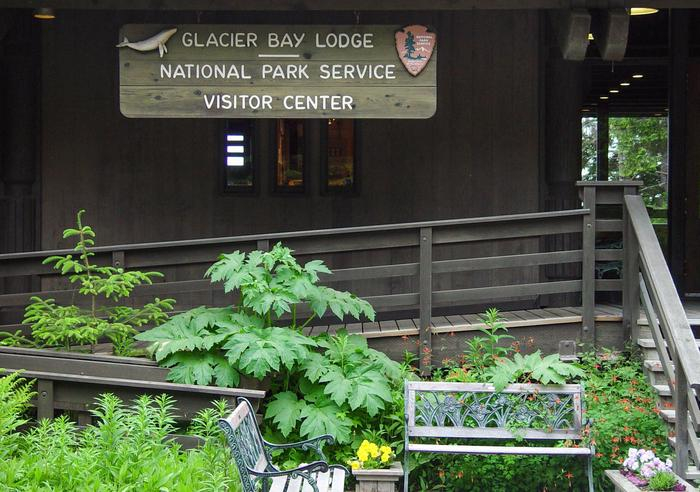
[
  {"x1": 638, "y1": 338, "x2": 700, "y2": 349},
  {"x1": 660, "y1": 409, "x2": 676, "y2": 423},
  {"x1": 653, "y1": 384, "x2": 672, "y2": 397},
  {"x1": 684, "y1": 466, "x2": 700, "y2": 480},
  {"x1": 644, "y1": 360, "x2": 670, "y2": 373}
]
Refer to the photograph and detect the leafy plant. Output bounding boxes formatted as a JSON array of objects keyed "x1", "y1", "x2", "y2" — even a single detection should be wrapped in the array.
[
  {"x1": 577, "y1": 348, "x2": 671, "y2": 491},
  {"x1": 648, "y1": 471, "x2": 679, "y2": 491},
  {"x1": 204, "y1": 244, "x2": 374, "y2": 328},
  {"x1": 486, "y1": 350, "x2": 586, "y2": 391},
  {"x1": 0, "y1": 375, "x2": 240, "y2": 491},
  {"x1": 442, "y1": 308, "x2": 514, "y2": 382},
  {"x1": 1, "y1": 210, "x2": 174, "y2": 354},
  {"x1": 265, "y1": 332, "x2": 401, "y2": 445},
  {"x1": 0, "y1": 371, "x2": 35, "y2": 460},
  {"x1": 137, "y1": 244, "x2": 394, "y2": 447}
]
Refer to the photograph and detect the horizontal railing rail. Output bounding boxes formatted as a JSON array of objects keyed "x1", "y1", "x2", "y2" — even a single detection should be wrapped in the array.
[{"x1": 1, "y1": 182, "x2": 642, "y2": 372}]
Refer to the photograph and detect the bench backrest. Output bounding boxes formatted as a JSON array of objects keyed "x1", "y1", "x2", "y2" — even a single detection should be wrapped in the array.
[
  {"x1": 405, "y1": 381, "x2": 585, "y2": 441},
  {"x1": 218, "y1": 398, "x2": 271, "y2": 492}
]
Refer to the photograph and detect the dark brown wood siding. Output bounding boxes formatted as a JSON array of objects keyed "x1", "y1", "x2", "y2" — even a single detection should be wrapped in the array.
[{"x1": 39, "y1": 9, "x2": 542, "y2": 248}]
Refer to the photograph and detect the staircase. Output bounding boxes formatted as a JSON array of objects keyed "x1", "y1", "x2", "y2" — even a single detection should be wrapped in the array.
[
  {"x1": 638, "y1": 313, "x2": 700, "y2": 479},
  {"x1": 624, "y1": 191, "x2": 700, "y2": 480}
]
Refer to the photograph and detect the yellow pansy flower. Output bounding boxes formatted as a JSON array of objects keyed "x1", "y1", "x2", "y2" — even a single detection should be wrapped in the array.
[
  {"x1": 357, "y1": 449, "x2": 369, "y2": 462},
  {"x1": 367, "y1": 443, "x2": 380, "y2": 458},
  {"x1": 381, "y1": 453, "x2": 391, "y2": 463},
  {"x1": 350, "y1": 461, "x2": 361, "y2": 470}
]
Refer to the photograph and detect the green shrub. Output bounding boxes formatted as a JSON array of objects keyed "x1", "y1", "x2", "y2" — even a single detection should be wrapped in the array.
[
  {"x1": 137, "y1": 244, "x2": 404, "y2": 451},
  {"x1": 0, "y1": 210, "x2": 174, "y2": 355},
  {"x1": 0, "y1": 372, "x2": 240, "y2": 491}
]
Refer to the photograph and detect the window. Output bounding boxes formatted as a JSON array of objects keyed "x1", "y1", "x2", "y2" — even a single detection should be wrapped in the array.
[
  {"x1": 222, "y1": 122, "x2": 254, "y2": 193},
  {"x1": 273, "y1": 119, "x2": 307, "y2": 192},
  {"x1": 322, "y1": 119, "x2": 357, "y2": 193}
]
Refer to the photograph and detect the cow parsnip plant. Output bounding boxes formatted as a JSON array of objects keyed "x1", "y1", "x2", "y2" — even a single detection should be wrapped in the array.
[
  {"x1": 5, "y1": 210, "x2": 174, "y2": 354},
  {"x1": 486, "y1": 350, "x2": 585, "y2": 391},
  {"x1": 137, "y1": 244, "x2": 399, "y2": 444}
]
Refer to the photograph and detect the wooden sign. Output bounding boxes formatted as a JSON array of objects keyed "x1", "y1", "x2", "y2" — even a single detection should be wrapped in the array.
[{"x1": 118, "y1": 24, "x2": 437, "y2": 119}]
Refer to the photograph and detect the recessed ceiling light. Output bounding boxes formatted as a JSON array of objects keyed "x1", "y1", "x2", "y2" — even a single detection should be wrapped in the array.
[
  {"x1": 620, "y1": 82, "x2": 630, "y2": 86},
  {"x1": 588, "y1": 33, "x2": 594, "y2": 41},
  {"x1": 582, "y1": 108, "x2": 591, "y2": 112},
  {"x1": 600, "y1": 96, "x2": 609, "y2": 100},
  {"x1": 630, "y1": 8, "x2": 659, "y2": 15},
  {"x1": 632, "y1": 74, "x2": 644, "y2": 79},
  {"x1": 609, "y1": 89, "x2": 620, "y2": 93},
  {"x1": 33, "y1": 7, "x2": 55, "y2": 19}
]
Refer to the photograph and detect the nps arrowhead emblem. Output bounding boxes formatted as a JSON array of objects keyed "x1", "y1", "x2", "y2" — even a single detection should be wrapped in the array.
[{"x1": 395, "y1": 25, "x2": 436, "y2": 77}]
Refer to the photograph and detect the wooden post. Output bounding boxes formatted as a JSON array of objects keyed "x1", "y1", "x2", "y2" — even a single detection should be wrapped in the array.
[
  {"x1": 622, "y1": 185, "x2": 640, "y2": 342},
  {"x1": 668, "y1": 10, "x2": 689, "y2": 296},
  {"x1": 675, "y1": 365, "x2": 690, "y2": 478},
  {"x1": 581, "y1": 186, "x2": 596, "y2": 345},
  {"x1": 419, "y1": 227, "x2": 432, "y2": 375},
  {"x1": 596, "y1": 105, "x2": 609, "y2": 181},
  {"x1": 112, "y1": 251, "x2": 125, "y2": 269},
  {"x1": 36, "y1": 379, "x2": 54, "y2": 420},
  {"x1": 256, "y1": 239, "x2": 270, "y2": 251}
]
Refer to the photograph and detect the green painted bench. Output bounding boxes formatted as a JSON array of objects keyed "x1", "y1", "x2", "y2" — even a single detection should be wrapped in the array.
[
  {"x1": 404, "y1": 381, "x2": 594, "y2": 492},
  {"x1": 219, "y1": 397, "x2": 348, "y2": 492}
]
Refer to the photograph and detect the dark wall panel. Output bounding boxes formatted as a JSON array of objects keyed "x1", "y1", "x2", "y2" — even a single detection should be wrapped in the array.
[{"x1": 40, "y1": 10, "x2": 541, "y2": 248}]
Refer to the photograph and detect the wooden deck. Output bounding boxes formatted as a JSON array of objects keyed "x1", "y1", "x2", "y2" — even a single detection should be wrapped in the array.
[{"x1": 307, "y1": 302, "x2": 700, "y2": 340}]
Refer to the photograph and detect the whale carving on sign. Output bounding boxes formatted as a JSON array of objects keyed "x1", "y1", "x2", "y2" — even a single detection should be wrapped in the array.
[{"x1": 117, "y1": 28, "x2": 177, "y2": 58}]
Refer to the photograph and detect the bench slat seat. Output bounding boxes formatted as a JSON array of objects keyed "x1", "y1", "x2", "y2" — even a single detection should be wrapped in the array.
[
  {"x1": 219, "y1": 398, "x2": 347, "y2": 492},
  {"x1": 408, "y1": 443, "x2": 593, "y2": 456},
  {"x1": 268, "y1": 467, "x2": 345, "y2": 492}
]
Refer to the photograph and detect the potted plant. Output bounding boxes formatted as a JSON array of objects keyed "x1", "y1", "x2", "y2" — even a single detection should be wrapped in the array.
[
  {"x1": 348, "y1": 440, "x2": 402, "y2": 492},
  {"x1": 605, "y1": 448, "x2": 696, "y2": 491}
]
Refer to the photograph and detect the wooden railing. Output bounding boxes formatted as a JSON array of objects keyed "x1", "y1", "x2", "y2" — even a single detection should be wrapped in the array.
[
  {"x1": 0, "y1": 182, "x2": 638, "y2": 370},
  {"x1": 624, "y1": 194, "x2": 700, "y2": 479}
]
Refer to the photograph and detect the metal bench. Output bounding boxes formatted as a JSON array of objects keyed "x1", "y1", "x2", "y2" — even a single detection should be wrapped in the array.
[
  {"x1": 219, "y1": 397, "x2": 348, "y2": 492},
  {"x1": 404, "y1": 381, "x2": 594, "y2": 492}
]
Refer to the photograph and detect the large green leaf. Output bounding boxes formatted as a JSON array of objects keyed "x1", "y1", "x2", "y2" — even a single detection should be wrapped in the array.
[
  {"x1": 319, "y1": 367, "x2": 353, "y2": 406},
  {"x1": 348, "y1": 369, "x2": 393, "y2": 416},
  {"x1": 223, "y1": 327, "x2": 313, "y2": 379},
  {"x1": 135, "y1": 307, "x2": 231, "y2": 361},
  {"x1": 299, "y1": 400, "x2": 352, "y2": 444},
  {"x1": 161, "y1": 351, "x2": 239, "y2": 387},
  {"x1": 300, "y1": 352, "x2": 328, "y2": 383},
  {"x1": 265, "y1": 392, "x2": 306, "y2": 437}
]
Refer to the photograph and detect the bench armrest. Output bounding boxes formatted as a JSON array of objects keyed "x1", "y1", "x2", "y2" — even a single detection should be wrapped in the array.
[{"x1": 264, "y1": 434, "x2": 335, "y2": 461}]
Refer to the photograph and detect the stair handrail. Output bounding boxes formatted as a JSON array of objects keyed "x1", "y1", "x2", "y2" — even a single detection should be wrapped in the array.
[
  {"x1": 625, "y1": 194, "x2": 700, "y2": 478},
  {"x1": 624, "y1": 195, "x2": 700, "y2": 390}
]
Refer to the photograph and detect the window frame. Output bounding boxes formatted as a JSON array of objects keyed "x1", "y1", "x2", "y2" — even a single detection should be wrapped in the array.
[
  {"x1": 270, "y1": 119, "x2": 312, "y2": 195},
  {"x1": 320, "y1": 119, "x2": 360, "y2": 196}
]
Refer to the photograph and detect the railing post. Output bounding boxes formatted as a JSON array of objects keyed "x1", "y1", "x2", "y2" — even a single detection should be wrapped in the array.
[
  {"x1": 256, "y1": 240, "x2": 270, "y2": 251},
  {"x1": 581, "y1": 186, "x2": 596, "y2": 346},
  {"x1": 675, "y1": 365, "x2": 690, "y2": 478},
  {"x1": 112, "y1": 251, "x2": 125, "y2": 269},
  {"x1": 622, "y1": 185, "x2": 640, "y2": 342},
  {"x1": 419, "y1": 227, "x2": 432, "y2": 375}
]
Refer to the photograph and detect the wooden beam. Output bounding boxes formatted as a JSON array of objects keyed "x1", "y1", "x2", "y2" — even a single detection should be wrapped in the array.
[
  {"x1": 2, "y1": 0, "x2": 699, "y2": 10},
  {"x1": 591, "y1": 8, "x2": 629, "y2": 62},
  {"x1": 548, "y1": 8, "x2": 591, "y2": 61}
]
